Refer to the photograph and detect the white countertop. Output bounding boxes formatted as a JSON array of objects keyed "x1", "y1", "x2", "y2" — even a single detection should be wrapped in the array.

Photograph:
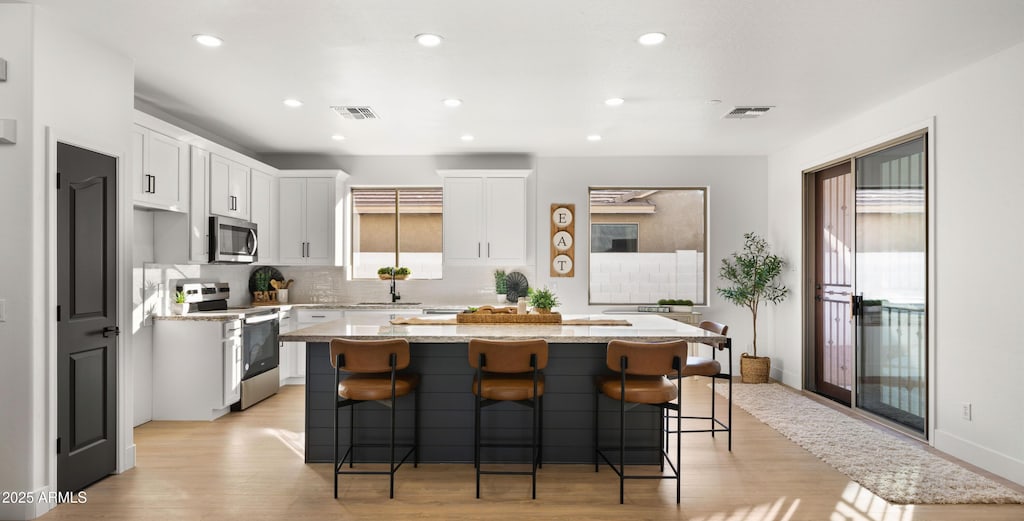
[{"x1": 279, "y1": 313, "x2": 726, "y2": 345}]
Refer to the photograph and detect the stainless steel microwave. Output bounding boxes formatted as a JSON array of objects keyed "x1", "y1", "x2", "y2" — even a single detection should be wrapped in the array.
[{"x1": 209, "y1": 215, "x2": 258, "y2": 264}]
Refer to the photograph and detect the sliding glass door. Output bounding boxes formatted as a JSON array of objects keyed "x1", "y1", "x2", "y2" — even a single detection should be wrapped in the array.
[{"x1": 854, "y1": 136, "x2": 927, "y2": 435}]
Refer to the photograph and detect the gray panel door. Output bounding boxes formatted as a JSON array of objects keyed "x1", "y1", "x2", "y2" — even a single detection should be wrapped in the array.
[{"x1": 57, "y1": 142, "x2": 118, "y2": 492}]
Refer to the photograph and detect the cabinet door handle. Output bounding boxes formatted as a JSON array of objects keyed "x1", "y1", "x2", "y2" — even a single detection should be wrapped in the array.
[
  {"x1": 477, "y1": 243, "x2": 481, "y2": 258},
  {"x1": 487, "y1": 242, "x2": 491, "y2": 257},
  {"x1": 151, "y1": 175, "x2": 156, "y2": 194}
]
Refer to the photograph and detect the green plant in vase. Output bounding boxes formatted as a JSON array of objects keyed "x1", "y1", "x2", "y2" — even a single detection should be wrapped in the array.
[
  {"x1": 493, "y1": 269, "x2": 507, "y2": 302},
  {"x1": 527, "y1": 287, "x2": 559, "y2": 313},
  {"x1": 172, "y1": 291, "x2": 188, "y2": 315}
]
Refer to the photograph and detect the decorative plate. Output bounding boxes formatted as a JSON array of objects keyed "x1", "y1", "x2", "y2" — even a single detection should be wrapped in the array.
[
  {"x1": 248, "y1": 266, "x2": 284, "y2": 296},
  {"x1": 504, "y1": 271, "x2": 529, "y2": 303}
]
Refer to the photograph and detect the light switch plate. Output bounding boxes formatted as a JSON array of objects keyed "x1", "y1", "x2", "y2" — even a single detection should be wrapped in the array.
[
  {"x1": 0, "y1": 298, "x2": 6, "y2": 322},
  {"x1": 0, "y1": 58, "x2": 6, "y2": 81},
  {"x1": 0, "y1": 119, "x2": 16, "y2": 144}
]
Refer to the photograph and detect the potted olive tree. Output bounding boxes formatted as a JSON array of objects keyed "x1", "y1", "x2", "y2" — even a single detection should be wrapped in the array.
[{"x1": 717, "y1": 232, "x2": 788, "y2": 383}]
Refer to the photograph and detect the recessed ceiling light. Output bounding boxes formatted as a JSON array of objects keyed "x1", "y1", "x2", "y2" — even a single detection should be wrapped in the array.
[
  {"x1": 331, "y1": 135, "x2": 346, "y2": 141},
  {"x1": 415, "y1": 33, "x2": 443, "y2": 47},
  {"x1": 605, "y1": 98, "x2": 625, "y2": 107},
  {"x1": 461, "y1": 134, "x2": 475, "y2": 142},
  {"x1": 587, "y1": 134, "x2": 602, "y2": 142},
  {"x1": 443, "y1": 98, "x2": 463, "y2": 108},
  {"x1": 283, "y1": 98, "x2": 303, "y2": 108},
  {"x1": 193, "y1": 34, "x2": 223, "y2": 47},
  {"x1": 706, "y1": 99, "x2": 723, "y2": 105},
  {"x1": 637, "y1": 32, "x2": 666, "y2": 46}
]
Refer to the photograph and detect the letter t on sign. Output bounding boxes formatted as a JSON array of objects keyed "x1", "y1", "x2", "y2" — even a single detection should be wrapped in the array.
[{"x1": 550, "y1": 204, "x2": 575, "y2": 277}]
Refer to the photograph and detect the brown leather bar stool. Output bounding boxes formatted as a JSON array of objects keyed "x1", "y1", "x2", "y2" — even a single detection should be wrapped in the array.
[
  {"x1": 594, "y1": 339, "x2": 719, "y2": 504},
  {"x1": 664, "y1": 321, "x2": 733, "y2": 450},
  {"x1": 330, "y1": 338, "x2": 420, "y2": 499},
  {"x1": 468, "y1": 338, "x2": 548, "y2": 499}
]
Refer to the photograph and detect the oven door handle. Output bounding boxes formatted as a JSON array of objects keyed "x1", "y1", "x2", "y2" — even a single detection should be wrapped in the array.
[{"x1": 244, "y1": 313, "x2": 279, "y2": 325}]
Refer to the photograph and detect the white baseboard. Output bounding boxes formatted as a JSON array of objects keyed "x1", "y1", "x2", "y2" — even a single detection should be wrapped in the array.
[
  {"x1": 119, "y1": 443, "x2": 136, "y2": 473},
  {"x1": 283, "y1": 377, "x2": 306, "y2": 386},
  {"x1": 773, "y1": 367, "x2": 801, "y2": 388},
  {"x1": 0, "y1": 484, "x2": 56, "y2": 520},
  {"x1": 934, "y1": 428, "x2": 1024, "y2": 486}
]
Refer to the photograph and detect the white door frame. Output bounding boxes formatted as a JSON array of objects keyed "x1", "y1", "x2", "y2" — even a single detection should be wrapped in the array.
[{"x1": 43, "y1": 126, "x2": 135, "y2": 516}]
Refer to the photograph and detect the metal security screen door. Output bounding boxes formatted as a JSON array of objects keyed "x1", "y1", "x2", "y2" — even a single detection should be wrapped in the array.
[
  {"x1": 854, "y1": 136, "x2": 928, "y2": 435},
  {"x1": 814, "y1": 161, "x2": 855, "y2": 404}
]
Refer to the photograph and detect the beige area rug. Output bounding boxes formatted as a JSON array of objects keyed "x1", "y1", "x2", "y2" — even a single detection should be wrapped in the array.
[{"x1": 713, "y1": 382, "x2": 1024, "y2": 504}]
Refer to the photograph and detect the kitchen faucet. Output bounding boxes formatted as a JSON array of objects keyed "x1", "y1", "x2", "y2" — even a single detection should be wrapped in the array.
[{"x1": 390, "y1": 274, "x2": 401, "y2": 303}]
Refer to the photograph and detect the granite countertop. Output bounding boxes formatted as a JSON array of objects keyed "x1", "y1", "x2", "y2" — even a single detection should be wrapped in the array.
[
  {"x1": 279, "y1": 313, "x2": 727, "y2": 345},
  {"x1": 152, "y1": 302, "x2": 462, "y2": 321}
]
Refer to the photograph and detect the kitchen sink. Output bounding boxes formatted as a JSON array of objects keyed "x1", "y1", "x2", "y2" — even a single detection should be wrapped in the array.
[{"x1": 355, "y1": 302, "x2": 422, "y2": 306}]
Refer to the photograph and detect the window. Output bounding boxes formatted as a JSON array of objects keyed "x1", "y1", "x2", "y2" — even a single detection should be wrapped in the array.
[
  {"x1": 591, "y1": 223, "x2": 639, "y2": 253},
  {"x1": 589, "y1": 188, "x2": 707, "y2": 305},
  {"x1": 351, "y1": 188, "x2": 443, "y2": 279}
]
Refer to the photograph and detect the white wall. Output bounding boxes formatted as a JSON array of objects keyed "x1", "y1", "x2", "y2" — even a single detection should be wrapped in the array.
[
  {"x1": 0, "y1": 5, "x2": 135, "y2": 520},
  {"x1": 0, "y1": 5, "x2": 40, "y2": 521},
  {"x1": 534, "y1": 156, "x2": 770, "y2": 369},
  {"x1": 768, "y1": 41, "x2": 1024, "y2": 485}
]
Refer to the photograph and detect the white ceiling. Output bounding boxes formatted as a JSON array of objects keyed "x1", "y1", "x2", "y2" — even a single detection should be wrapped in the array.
[{"x1": 30, "y1": 0, "x2": 1024, "y2": 157}]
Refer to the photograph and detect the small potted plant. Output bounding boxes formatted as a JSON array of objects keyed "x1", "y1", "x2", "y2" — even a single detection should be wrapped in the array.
[
  {"x1": 658, "y1": 298, "x2": 694, "y2": 312},
  {"x1": 494, "y1": 269, "x2": 507, "y2": 303},
  {"x1": 172, "y1": 291, "x2": 188, "y2": 315},
  {"x1": 717, "y1": 232, "x2": 788, "y2": 383},
  {"x1": 527, "y1": 287, "x2": 560, "y2": 314},
  {"x1": 378, "y1": 266, "x2": 411, "y2": 280}
]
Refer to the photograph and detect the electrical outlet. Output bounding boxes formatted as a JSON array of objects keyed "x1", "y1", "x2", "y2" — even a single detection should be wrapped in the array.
[{"x1": 961, "y1": 403, "x2": 972, "y2": 421}]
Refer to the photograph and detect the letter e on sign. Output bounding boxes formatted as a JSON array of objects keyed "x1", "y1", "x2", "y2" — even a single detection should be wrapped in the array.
[{"x1": 552, "y1": 207, "x2": 573, "y2": 228}]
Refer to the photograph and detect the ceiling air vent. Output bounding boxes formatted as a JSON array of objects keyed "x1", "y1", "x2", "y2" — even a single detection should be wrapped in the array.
[
  {"x1": 331, "y1": 106, "x2": 380, "y2": 120},
  {"x1": 723, "y1": 106, "x2": 773, "y2": 119}
]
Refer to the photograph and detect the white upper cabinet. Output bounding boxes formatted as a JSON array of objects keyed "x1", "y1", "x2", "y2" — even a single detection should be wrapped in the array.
[
  {"x1": 209, "y1": 153, "x2": 250, "y2": 220},
  {"x1": 440, "y1": 170, "x2": 529, "y2": 266},
  {"x1": 132, "y1": 124, "x2": 188, "y2": 211},
  {"x1": 188, "y1": 146, "x2": 211, "y2": 263},
  {"x1": 249, "y1": 169, "x2": 278, "y2": 265},
  {"x1": 279, "y1": 176, "x2": 337, "y2": 265}
]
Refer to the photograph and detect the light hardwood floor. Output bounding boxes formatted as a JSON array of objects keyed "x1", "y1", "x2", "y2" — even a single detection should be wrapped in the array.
[{"x1": 42, "y1": 379, "x2": 1024, "y2": 521}]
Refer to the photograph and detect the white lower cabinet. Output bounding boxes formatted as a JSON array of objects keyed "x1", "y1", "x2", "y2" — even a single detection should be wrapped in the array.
[
  {"x1": 278, "y1": 308, "x2": 300, "y2": 385},
  {"x1": 286, "y1": 309, "x2": 344, "y2": 381},
  {"x1": 342, "y1": 309, "x2": 423, "y2": 324},
  {"x1": 153, "y1": 319, "x2": 242, "y2": 420}
]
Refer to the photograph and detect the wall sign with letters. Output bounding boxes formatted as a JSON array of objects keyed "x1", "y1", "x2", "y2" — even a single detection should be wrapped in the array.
[{"x1": 550, "y1": 203, "x2": 575, "y2": 277}]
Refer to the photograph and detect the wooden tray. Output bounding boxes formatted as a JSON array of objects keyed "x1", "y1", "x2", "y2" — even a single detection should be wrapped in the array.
[{"x1": 456, "y1": 312, "x2": 562, "y2": 324}]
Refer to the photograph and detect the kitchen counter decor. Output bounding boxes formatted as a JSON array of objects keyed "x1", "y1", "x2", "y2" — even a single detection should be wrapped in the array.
[
  {"x1": 456, "y1": 306, "x2": 562, "y2": 324},
  {"x1": 503, "y1": 271, "x2": 529, "y2": 302},
  {"x1": 249, "y1": 266, "x2": 284, "y2": 303}
]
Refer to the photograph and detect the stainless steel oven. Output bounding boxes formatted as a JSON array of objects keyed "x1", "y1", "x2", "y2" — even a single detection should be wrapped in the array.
[
  {"x1": 209, "y1": 215, "x2": 258, "y2": 264},
  {"x1": 236, "y1": 309, "x2": 280, "y2": 409}
]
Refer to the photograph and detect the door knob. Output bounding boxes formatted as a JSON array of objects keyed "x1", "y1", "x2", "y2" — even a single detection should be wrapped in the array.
[{"x1": 102, "y1": 326, "x2": 120, "y2": 338}]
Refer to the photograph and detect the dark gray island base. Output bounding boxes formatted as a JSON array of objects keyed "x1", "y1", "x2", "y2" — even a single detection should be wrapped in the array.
[
  {"x1": 305, "y1": 341, "x2": 663, "y2": 464},
  {"x1": 283, "y1": 313, "x2": 728, "y2": 464}
]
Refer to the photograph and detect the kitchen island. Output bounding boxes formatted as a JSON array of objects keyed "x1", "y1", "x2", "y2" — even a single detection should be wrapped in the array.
[{"x1": 280, "y1": 314, "x2": 729, "y2": 464}]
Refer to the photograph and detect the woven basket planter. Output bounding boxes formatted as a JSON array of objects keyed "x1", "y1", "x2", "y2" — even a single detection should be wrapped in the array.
[{"x1": 740, "y1": 353, "x2": 771, "y2": 383}]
